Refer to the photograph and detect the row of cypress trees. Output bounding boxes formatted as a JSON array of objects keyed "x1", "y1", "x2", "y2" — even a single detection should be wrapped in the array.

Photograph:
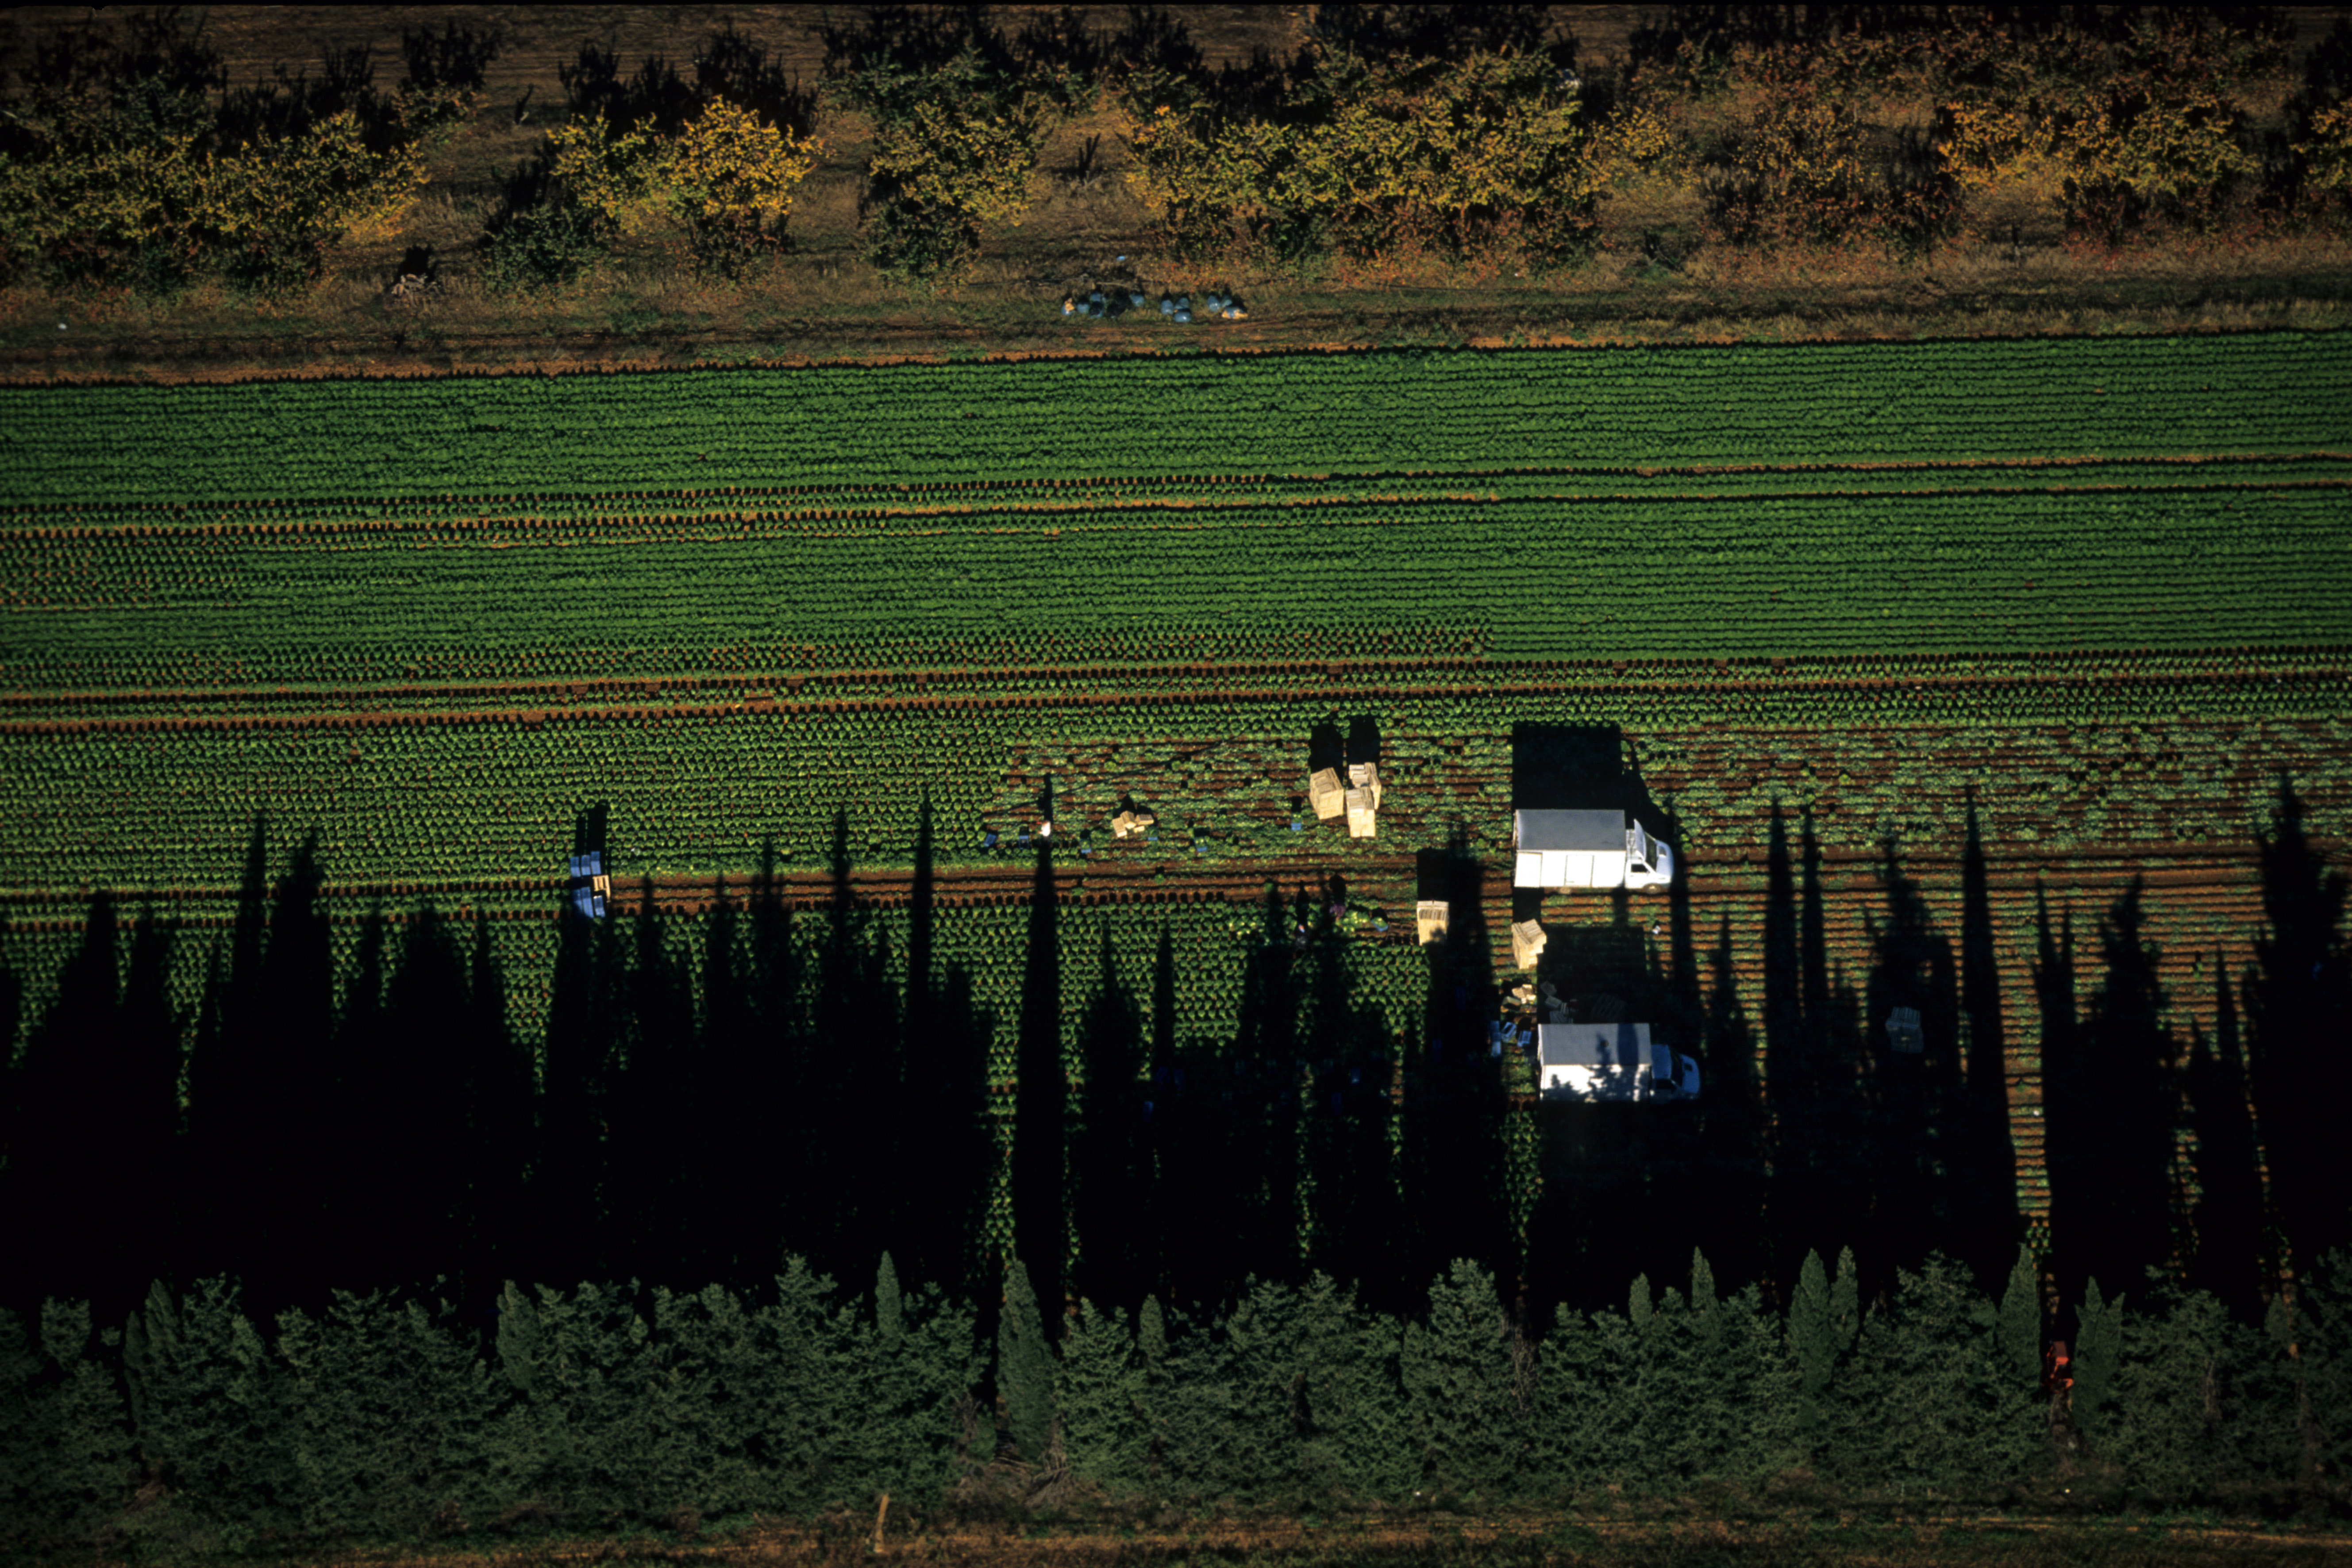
[{"x1": 8, "y1": 1245, "x2": 2352, "y2": 1553}]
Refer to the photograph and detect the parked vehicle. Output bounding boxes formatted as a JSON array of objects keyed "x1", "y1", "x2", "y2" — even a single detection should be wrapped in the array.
[{"x1": 1512, "y1": 809, "x2": 1673, "y2": 890}]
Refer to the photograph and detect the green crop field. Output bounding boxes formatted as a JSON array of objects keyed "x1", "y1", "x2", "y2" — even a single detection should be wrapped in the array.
[{"x1": 3, "y1": 331, "x2": 2349, "y2": 1235}]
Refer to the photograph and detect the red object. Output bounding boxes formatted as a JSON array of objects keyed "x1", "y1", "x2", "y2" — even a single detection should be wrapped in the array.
[{"x1": 2042, "y1": 1340, "x2": 2073, "y2": 1393}]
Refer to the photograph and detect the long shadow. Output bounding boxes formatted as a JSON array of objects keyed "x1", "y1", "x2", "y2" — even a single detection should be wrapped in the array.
[
  {"x1": 1699, "y1": 907, "x2": 1768, "y2": 1297},
  {"x1": 176, "y1": 826, "x2": 338, "y2": 1321},
  {"x1": 377, "y1": 904, "x2": 493, "y2": 1303},
  {"x1": 1304, "y1": 896, "x2": 1406, "y2": 1315},
  {"x1": 1856, "y1": 835, "x2": 1961, "y2": 1277},
  {"x1": 537, "y1": 804, "x2": 620, "y2": 1288},
  {"x1": 2184, "y1": 960, "x2": 2270, "y2": 1319},
  {"x1": 2033, "y1": 884, "x2": 2088, "y2": 1304},
  {"x1": 1956, "y1": 793, "x2": 2021, "y2": 1288},
  {"x1": 2048, "y1": 879, "x2": 2180, "y2": 1307},
  {"x1": 467, "y1": 909, "x2": 534, "y2": 1314},
  {"x1": 2243, "y1": 776, "x2": 2352, "y2": 1281},
  {"x1": 803, "y1": 809, "x2": 903, "y2": 1292},
  {"x1": 1760, "y1": 803, "x2": 1807, "y2": 1274},
  {"x1": 1012, "y1": 779, "x2": 1066, "y2": 1322},
  {"x1": 1071, "y1": 920, "x2": 1148, "y2": 1314},
  {"x1": 1235, "y1": 884, "x2": 1304, "y2": 1286},
  {"x1": 1409, "y1": 830, "x2": 1505, "y2": 1296},
  {"x1": 4, "y1": 893, "x2": 130, "y2": 1326}
]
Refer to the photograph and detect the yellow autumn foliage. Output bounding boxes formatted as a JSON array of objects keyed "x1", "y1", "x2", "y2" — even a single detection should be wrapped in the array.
[
  {"x1": 2297, "y1": 100, "x2": 2352, "y2": 195},
  {"x1": 0, "y1": 84, "x2": 465, "y2": 288},
  {"x1": 867, "y1": 95, "x2": 1051, "y2": 229},
  {"x1": 1120, "y1": 51, "x2": 1609, "y2": 257},
  {"x1": 545, "y1": 95, "x2": 822, "y2": 256},
  {"x1": 661, "y1": 98, "x2": 820, "y2": 230}
]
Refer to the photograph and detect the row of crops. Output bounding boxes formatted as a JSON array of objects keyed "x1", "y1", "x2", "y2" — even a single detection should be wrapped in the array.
[
  {"x1": 8, "y1": 482, "x2": 2350, "y2": 684},
  {"x1": 2, "y1": 696, "x2": 2341, "y2": 892},
  {"x1": 4, "y1": 334, "x2": 2350, "y2": 505},
  {"x1": 13, "y1": 451, "x2": 2349, "y2": 530}
]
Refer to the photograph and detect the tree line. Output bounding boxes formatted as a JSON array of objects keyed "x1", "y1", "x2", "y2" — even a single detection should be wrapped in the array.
[
  {"x1": 6, "y1": 1243, "x2": 2350, "y2": 1553},
  {"x1": 0, "y1": 776, "x2": 2346, "y2": 1547},
  {"x1": 12, "y1": 7, "x2": 2352, "y2": 299}
]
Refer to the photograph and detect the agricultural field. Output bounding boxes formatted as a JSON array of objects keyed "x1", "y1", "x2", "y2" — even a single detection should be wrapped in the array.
[{"x1": 2, "y1": 329, "x2": 2348, "y2": 1243}]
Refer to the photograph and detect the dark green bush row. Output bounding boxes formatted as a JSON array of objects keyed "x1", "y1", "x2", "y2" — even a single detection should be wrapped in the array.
[{"x1": 7, "y1": 1247, "x2": 2350, "y2": 1556}]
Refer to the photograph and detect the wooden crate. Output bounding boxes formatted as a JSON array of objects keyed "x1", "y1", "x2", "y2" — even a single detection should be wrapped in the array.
[{"x1": 1310, "y1": 766, "x2": 1346, "y2": 819}]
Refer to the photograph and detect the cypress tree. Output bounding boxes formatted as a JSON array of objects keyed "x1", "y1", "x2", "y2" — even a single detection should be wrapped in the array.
[
  {"x1": 1789, "y1": 1249, "x2": 1836, "y2": 1407},
  {"x1": 2073, "y1": 1277, "x2": 2126, "y2": 1442},
  {"x1": 1404, "y1": 1259, "x2": 1517, "y2": 1497},
  {"x1": 997, "y1": 1256, "x2": 1053, "y2": 1464},
  {"x1": 1995, "y1": 1245, "x2": 2042, "y2": 1391},
  {"x1": 854, "y1": 1252, "x2": 984, "y2": 1507},
  {"x1": 1055, "y1": 1299, "x2": 1143, "y2": 1489},
  {"x1": 1136, "y1": 1294, "x2": 1168, "y2": 1483},
  {"x1": 276, "y1": 1287, "x2": 498, "y2": 1536},
  {"x1": 0, "y1": 1300, "x2": 137, "y2": 1539},
  {"x1": 1829, "y1": 1246, "x2": 1859, "y2": 1359},
  {"x1": 122, "y1": 1277, "x2": 301, "y2": 1534}
]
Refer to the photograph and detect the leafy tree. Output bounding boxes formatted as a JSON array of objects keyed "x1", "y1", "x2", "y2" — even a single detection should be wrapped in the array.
[
  {"x1": 829, "y1": 39, "x2": 1077, "y2": 288},
  {"x1": 0, "y1": 9, "x2": 475, "y2": 298}
]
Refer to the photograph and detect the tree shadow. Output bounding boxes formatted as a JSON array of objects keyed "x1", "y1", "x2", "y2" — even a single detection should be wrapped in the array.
[
  {"x1": 400, "y1": 18, "x2": 504, "y2": 93},
  {"x1": 1013, "y1": 778, "x2": 1066, "y2": 1321},
  {"x1": 2243, "y1": 775, "x2": 2352, "y2": 1284},
  {"x1": 1408, "y1": 829, "x2": 1505, "y2": 1293},
  {"x1": 1072, "y1": 919, "x2": 1148, "y2": 1315},
  {"x1": 1855, "y1": 834, "x2": 1962, "y2": 1279},
  {"x1": 1955, "y1": 792, "x2": 2021, "y2": 1289},
  {"x1": 1311, "y1": 3, "x2": 1572, "y2": 66},
  {"x1": 2041, "y1": 878, "x2": 2179, "y2": 1309},
  {"x1": 2183, "y1": 957, "x2": 2268, "y2": 1319}
]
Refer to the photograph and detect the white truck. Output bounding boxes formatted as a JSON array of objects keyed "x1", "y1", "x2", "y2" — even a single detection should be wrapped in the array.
[
  {"x1": 1536, "y1": 1021, "x2": 1701, "y2": 1103},
  {"x1": 1512, "y1": 809, "x2": 1673, "y2": 890}
]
